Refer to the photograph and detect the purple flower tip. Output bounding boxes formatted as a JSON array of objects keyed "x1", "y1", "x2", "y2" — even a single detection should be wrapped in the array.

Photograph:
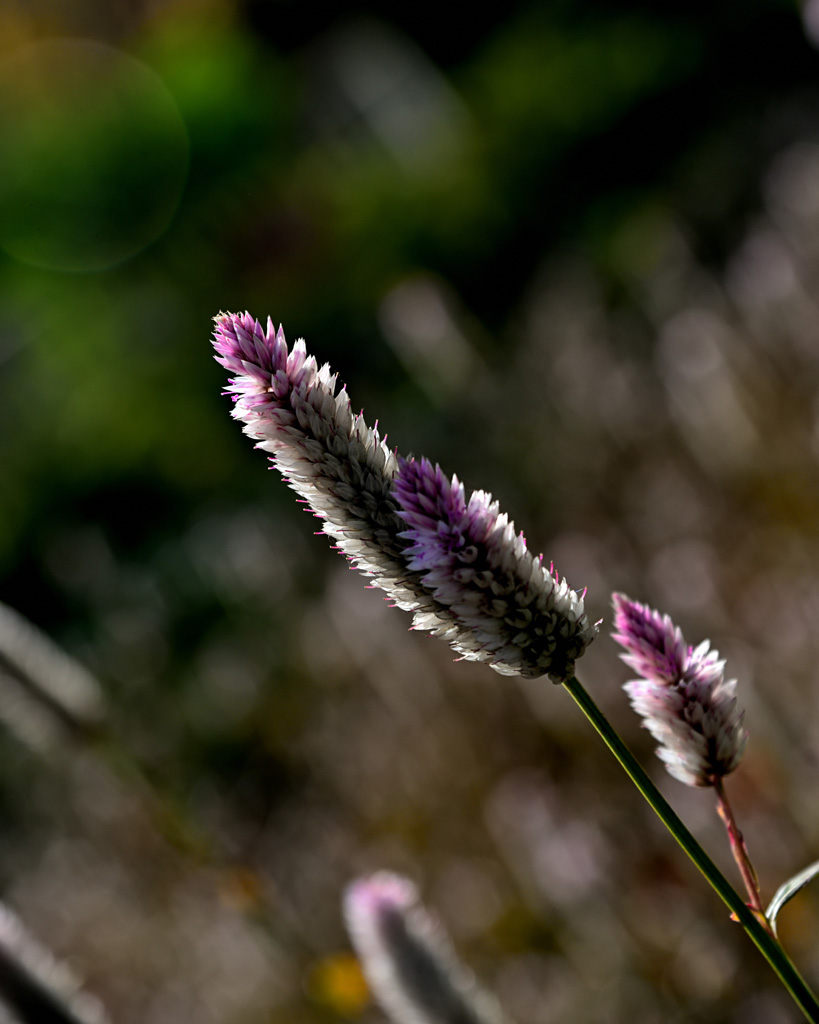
[
  {"x1": 611, "y1": 593, "x2": 688, "y2": 685},
  {"x1": 344, "y1": 872, "x2": 417, "y2": 928}
]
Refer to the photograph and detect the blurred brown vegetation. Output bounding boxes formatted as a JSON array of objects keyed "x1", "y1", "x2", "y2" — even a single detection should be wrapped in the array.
[{"x1": 2, "y1": 1, "x2": 819, "y2": 1021}]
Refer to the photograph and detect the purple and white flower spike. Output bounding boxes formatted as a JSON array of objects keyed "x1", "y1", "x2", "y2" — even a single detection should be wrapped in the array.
[
  {"x1": 212, "y1": 312, "x2": 596, "y2": 681},
  {"x1": 343, "y1": 872, "x2": 509, "y2": 1024},
  {"x1": 612, "y1": 594, "x2": 748, "y2": 787},
  {"x1": 394, "y1": 457, "x2": 597, "y2": 681}
]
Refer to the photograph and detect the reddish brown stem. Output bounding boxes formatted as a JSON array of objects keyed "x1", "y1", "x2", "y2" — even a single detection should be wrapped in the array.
[{"x1": 713, "y1": 776, "x2": 773, "y2": 935}]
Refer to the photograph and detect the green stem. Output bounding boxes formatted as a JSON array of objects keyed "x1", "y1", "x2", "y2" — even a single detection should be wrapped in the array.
[{"x1": 562, "y1": 675, "x2": 819, "y2": 1023}]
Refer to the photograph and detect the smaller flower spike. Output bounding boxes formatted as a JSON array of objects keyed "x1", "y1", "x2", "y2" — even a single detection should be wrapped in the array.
[
  {"x1": 343, "y1": 872, "x2": 510, "y2": 1024},
  {"x1": 611, "y1": 594, "x2": 748, "y2": 787},
  {"x1": 394, "y1": 457, "x2": 597, "y2": 681}
]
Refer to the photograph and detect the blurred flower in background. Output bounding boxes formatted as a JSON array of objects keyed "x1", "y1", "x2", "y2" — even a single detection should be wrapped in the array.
[
  {"x1": 1, "y1": 1, "x2": 819, "y2": 1022},
  {"x1": 344, "y1": 871, "x2": 509, "y2": 1024}
]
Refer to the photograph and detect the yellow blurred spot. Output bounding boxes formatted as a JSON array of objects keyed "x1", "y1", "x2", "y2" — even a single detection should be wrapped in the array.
[{"x1": 308, "y1": 953, "x2": 370, "y2": 1016}]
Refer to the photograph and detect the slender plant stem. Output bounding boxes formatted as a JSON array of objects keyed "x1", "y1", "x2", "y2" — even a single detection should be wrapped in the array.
[
  {"x1": 713, "y1": 776, "x2": 771, "y2": 933},
  {"x1": 562, "y1": 674, "x2": 819, "y2": 1023}
]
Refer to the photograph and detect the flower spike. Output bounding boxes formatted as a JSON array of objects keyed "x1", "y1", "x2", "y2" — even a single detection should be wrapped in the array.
[
  {"x1": 611, "y1": 593, "x2": 748, "y2": 787},
  {"x1": 212, "y1": 312, "x2": 596, "y2": 681}
]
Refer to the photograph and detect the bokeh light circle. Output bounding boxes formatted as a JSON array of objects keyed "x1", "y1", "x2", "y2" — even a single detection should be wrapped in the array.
[{"x1": 0, "y1": 39, "x2": 188, "y2": 272}]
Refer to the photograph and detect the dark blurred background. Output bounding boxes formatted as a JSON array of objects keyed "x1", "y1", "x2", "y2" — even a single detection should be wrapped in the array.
[{"x1": 3, "y1": 1, "x2": 819, "y2": 1021}]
